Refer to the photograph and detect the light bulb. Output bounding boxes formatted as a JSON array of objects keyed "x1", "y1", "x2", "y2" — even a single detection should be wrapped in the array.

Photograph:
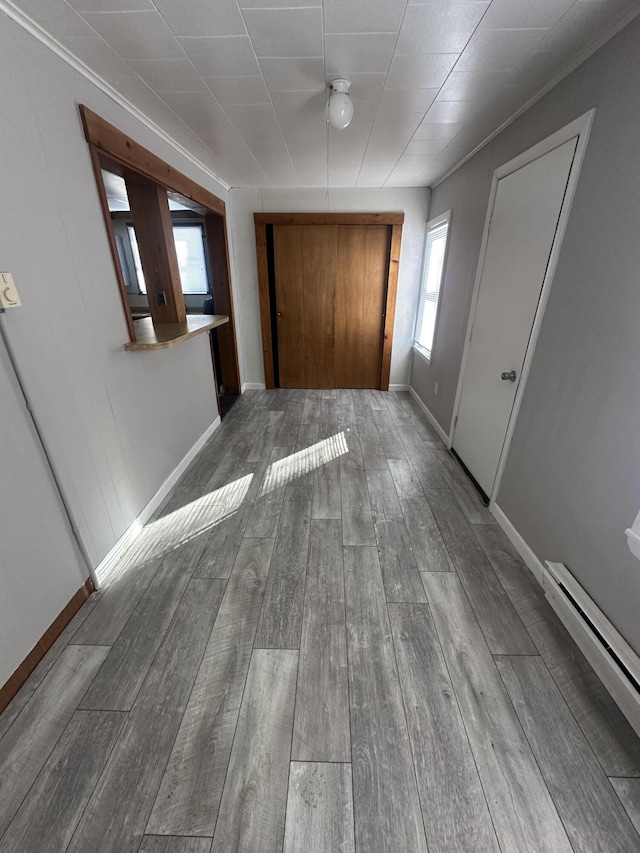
[{"x1": 328, "y1": 80, "x2": 353, "y2": 130}]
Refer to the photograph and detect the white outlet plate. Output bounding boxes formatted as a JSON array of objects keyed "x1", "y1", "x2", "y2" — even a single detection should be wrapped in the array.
[{"x1": 0, "y1": 273, "x2": 21, "y2": 309}]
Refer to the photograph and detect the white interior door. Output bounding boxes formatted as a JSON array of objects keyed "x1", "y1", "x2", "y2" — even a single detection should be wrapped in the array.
[{"x1": 452, "y1": 137, "x2": 578, "y2": 497}]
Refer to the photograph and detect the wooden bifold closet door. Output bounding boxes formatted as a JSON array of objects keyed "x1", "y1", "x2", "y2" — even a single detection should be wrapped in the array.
[{"x1": 273, "y1": 223, "x2": 391, "y2": 389}]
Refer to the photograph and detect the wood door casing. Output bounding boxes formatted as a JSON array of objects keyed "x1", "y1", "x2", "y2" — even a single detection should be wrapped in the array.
[
  {"x1": 334, "y1": 225, "x2": 390, "y2": 388},
  {"x1": 273, "y1": 224, "x2": 338, "y2": 388},
  {"x1": 256, "y1": 213, "x2": 403, "y2": 391}
]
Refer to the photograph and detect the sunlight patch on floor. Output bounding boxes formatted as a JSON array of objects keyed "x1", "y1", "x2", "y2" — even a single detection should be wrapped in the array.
[
  {"x1": 100, "y1": 473, "x2": 254, "y2": 585},
  {"x1": 260, "y1": 431, "x2": 349, "y2": 495}
]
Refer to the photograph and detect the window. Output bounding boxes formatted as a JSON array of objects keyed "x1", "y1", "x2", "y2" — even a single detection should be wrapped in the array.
[
  {"x1": 172, "y1": 225, "x2": 209, "y2": 294},
  {"x1": 127, "y1": 225, "x2": 146, "y2": 294},
  {"x1": 414, "y1": 211, "x2": 451, "y2": 361},
  {"x1": 127, "y1": 223, "x2": 209, "y2": 295}
]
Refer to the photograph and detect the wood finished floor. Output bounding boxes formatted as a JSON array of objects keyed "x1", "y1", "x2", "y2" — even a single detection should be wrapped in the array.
[{"x1": 1, "y1": 388, "x2": 640, "y2": 852}]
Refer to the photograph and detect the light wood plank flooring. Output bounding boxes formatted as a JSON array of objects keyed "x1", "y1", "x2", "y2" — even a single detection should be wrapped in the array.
[{"x1": 1, "y1": 388, "x2": 640, "y2": 852}]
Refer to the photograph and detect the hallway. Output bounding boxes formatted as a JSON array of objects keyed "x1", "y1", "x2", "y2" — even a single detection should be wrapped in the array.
[{"x1": 1, "y1": 388, "x2": 639, "y2": 852}]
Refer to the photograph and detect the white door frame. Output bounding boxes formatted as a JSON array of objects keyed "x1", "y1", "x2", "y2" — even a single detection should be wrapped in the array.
[{"x1": 448, "y1": 109, "x2": 596, "y2": 507}]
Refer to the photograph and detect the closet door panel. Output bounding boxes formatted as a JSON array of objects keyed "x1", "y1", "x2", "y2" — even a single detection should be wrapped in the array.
[
  {"x1": 273, "y1": 225, "x2": 338, "y2": 389},
  {"x1": 334, "y1": 225, "x2": 390, "y2": 389}
]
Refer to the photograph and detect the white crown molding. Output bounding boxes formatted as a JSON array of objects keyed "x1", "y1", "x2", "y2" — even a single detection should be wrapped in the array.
[
  {"x1": 0, "y1": 0, "x2": 231, "y2": 192},
  {"x1": 432, "y1": 3, "x2": 640, "y2": 189}
]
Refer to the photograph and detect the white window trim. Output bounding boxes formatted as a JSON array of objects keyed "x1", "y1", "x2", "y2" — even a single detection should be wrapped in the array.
[{"x1": 413, "y1": 209, "x2": 452, "y2": 364}]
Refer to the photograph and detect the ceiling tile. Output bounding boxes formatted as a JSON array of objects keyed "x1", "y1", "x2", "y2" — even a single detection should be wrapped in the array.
[
  {"x1": 290, "y1": 149, "x2": 327, "y2": 170},
  {"x1": 386, "y1": 53, "x2": 459, "y2": 88},
  {"x1": 438, "y1": 70, "x2": 510, "y2": 100},
  {"x1": 379, "y1": 87, "x2": 439, "y2": 112},
  {"x1": 67, "y1": 0, "x2": 152, "y2": 10},
  {"x1": 252, "y1": 146, "x2": 294, "y2": 171},
  {"x1": 206, "y1": 76, "x2": 270, "y2": 104},
  {"x1": 386, "y1": 166, "x2": 424, "y2": 187},
  {"x1": 372, "y1": 110, "x2": 424, "y2": 140},
  {"x1": 152, "y1": 0, "x2": 246, "y2": 37},
  {"x1": 13, "y1": 0, "x2": 632, "y2": 190},
  {"x1": 62, "y1": 37, "x2": 138, "y2": 78},
  {"x1": 127, "y1": 59, "x2": 207, "y2": 92},
  {"x1": 412, "y1": 120, "x2": 462, "y2": 140},
  {"x1": 179, "y1": 36, "x2": 260, "y2": 76},
  {"x1": 333, "y1": 73, "x2": 388, "y2": 101},
  {"x1": 81, "y1": 11, "x2": 183, "y2": 59},
  {"x1": 538, "y1": 0, "x2": 626, "y2": 54},
  {"x1": 356, "y1": 162, "x2": 395, "y2": 186},
  {"x1": 278, "y1": 111, "x2": 328, "y2": 138},
  {"x1": 347, "y1": 101, "x2": 379, "y2": 122},
  {"x1": 366, "y1": 126, "x2": 417, "y2": 159},
  {"x1": 480, "y1": 0, "x2": 576, "y2": 30},
  {"x1": 271, "y1": 90, "x2": 326, "y2": 117},
  {"x1": 404, "y1": 138, "x2": 452, "y2": 156},
  {"x1": 455, "y1": 27, "x2": 549, "y2": 71},
  {"x1": 240, "y1": 0, "x2": 320, "y2": 5},
  {"x1": 260, "y1": 57, "x2": 325, "y2": 90},
  {"x1": 328, "y1": 123, "x2": 373, "y2": 151},
  {"x1": 325, "y1": 33, "x2": 397, "y2": 75},
  {"x1": 328, "y1": 167, "x2": 360, "y2": 187},
  {"x1": 396, "y1": 3, "x2": 490, "y2": 55},
  {"x1": 242, "y1": 8, "x2": 323, "y2": 57},
  {"x1": 271, "y1": 91, "x2": 328, "y2": 135},
  {"x1": 159, "y1": 90, "x2": 231, "y2": 129},
  {"x1": 225, "y1": 103, "x2": 284, "y2": 142},
  {"x1": 424, "y1": 99, "x2": 478, "y2": 123},
  {"x1": 286, "y1": 133, "x2": 327, "y2": 158},
  {"x1": 395, "y1": 153, "x2": 433, "y2": 171},
  {"x1": 324, "y1": 0, "x2": 407, "y2": 34},
  {"x1": 17, "y1": 0, "x2": 98, "y2": 38}
]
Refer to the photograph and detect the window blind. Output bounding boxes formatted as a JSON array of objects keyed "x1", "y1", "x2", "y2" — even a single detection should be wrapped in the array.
[{"x1": 414, "y1": 219, "x2": 449, "y2": 358}]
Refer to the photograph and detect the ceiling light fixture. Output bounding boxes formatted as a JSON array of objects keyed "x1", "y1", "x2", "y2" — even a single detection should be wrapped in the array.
[{"x1": 327, "y1": 79, "x2": 353, "y2": 130}]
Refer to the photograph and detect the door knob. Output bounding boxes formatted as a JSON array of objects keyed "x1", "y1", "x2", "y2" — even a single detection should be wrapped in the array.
[{"x1": 501, "y1": 370, "x2": 517, "y2": 382}]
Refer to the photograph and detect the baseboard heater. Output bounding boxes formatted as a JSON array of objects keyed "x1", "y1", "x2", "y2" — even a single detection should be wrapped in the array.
[{"x1": 543, "y1": 561, "x2": 640, "y2": 738}]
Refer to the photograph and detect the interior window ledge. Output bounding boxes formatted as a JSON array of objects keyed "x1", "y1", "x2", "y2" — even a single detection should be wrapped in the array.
[
  {"x1": 124, "y1": 313, "x2": 228, "y2": 351},
  {"x1": 412, "y1": 343, "x2": 432, "y2": 367}
]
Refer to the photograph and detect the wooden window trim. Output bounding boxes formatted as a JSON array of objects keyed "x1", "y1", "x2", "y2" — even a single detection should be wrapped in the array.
[
  {"x1": 254, "y1": 212, "x2": 404, "y2": 391},
  {"x1": 80, "y1": 106, "x2": 225, "y2": 215},
  {"x1": 81, "y1": 107, "x2": 240, "y2": 395}
]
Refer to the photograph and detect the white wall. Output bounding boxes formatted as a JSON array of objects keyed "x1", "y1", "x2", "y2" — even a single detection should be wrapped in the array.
[
  {"x1": 410, "y1": 17, "x2": 640, "y2": 654},
  {"x1": 228, "y1": 186, "x2": 430, "y2": 388},
  {"x1": 0, "y1": 16, "x2": 229, "y2": 679},
  {"x1": 0, "y1": 338, "x2": 88, "y2": 686}
]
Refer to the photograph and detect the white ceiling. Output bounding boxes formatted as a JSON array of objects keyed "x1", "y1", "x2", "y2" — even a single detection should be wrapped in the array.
[{"x1": 11, "y1": 0, "x2": 640, "y2": 188}]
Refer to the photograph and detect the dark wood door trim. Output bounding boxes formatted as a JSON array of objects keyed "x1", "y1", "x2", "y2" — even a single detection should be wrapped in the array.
[
  {"x1": 254, "y1": 213, "x2": 404, "y2": 391},
  {"x1": 80, "y1": 105, "x2": 225, "y2": 215},
  {"x1": 254, "y1": 212, "x2": 404, "y2": 226}
]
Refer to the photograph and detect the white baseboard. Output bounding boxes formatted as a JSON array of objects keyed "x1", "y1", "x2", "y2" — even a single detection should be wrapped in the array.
[
  {"x1": 241, "y1": 382, "x2": 266, "y2": 391},
  {"x1": 491, "y1": 503, "x2": 640, "y2": 738},
  {"x1": 544, "y1": 561, "x2": 640, "y2": 738},
  {"x1": 491, "y1": 503, "x2": 546, "y2": 586},
  {"x1": 408, "y1": 386, "x2": 451, "y2": 446},
  {"x1": 94, "y1": 416, "x2": 221, "y2": 585},
  {"x1": 389, "y1": 383, "x2": 410, "y2": 392}
]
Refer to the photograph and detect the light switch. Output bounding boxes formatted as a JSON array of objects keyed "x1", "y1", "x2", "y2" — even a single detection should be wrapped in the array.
[{"x1": 0, "y1": 273, "x2": 22, "y2": 309}]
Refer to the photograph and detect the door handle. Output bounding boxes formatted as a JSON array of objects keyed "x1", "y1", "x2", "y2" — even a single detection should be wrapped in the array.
[{"x1": 501, "y1": 370, "x2": 517, "y2": 382}]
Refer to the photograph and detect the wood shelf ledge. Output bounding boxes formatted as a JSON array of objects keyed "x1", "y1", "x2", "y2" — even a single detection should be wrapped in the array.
[{"x1": 124, "y1": 314, "x2": 229, "y2": 351}]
